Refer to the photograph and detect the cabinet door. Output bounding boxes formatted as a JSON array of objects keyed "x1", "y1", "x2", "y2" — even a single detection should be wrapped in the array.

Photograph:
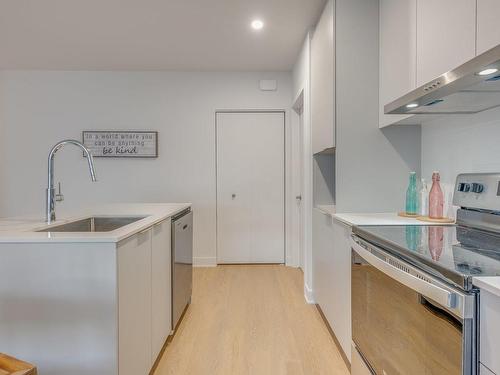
[
  {"x1": 477, "y1": 0, "x2": 500, "y2": 55},
  {"x1": 416, "y1": 0, "x2": 476, "y2": 86},
  {"x1": 312, "y1": 210, "x2": 352, "y2": 362},
  {"x1": 118, "y1": 230, "x2": 152, "y2": 375},
  {"x1": 480, "y1": 289, "x2": 500, "y2": 375},
  {"x1": 151, "y1": 218, "x2": 172, "y2": 363},
  {"x1": 331, "y1": 219, "x2": 352, "y2": 360},
  {"x1": 312, "y1": 209, "x2": 335, "y2": 313},
  {"x1": 379, "y1": 0, "x2": 417, "y2": 128},
  {"x1": 311, "y1": 0, "x2": 335, "y2": 153}
]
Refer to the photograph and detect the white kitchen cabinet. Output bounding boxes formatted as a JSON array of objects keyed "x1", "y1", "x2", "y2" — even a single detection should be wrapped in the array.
[
  {"x1": 312, "y1": 208, "x2": 335, "y2": 322},
  {"x1": 151, "y1": 218, "x2": 172, "y2": 363},
  {"x1": 477, "y1": 0, "x2": 500, "y2": 55},
  {"x1": 312, "y1": 208, "x2": 352, "y2": 361},
  {"x1": 416, "y1": 0, "x2": 476, "y2": 86},
  {"x1": 379, "y1": 0, "x2": 417, "y2": 128},
  {"x1": 118, "y1": 229, "x2": 153, "y2": 375},
  {"x1": 480, "y1": 288, "x2": 500, "y2": 375},
  {"x1": 118, "y1": 219, "x2": 175, "y2": 374},
  {"x1": 330, "y1": 216, "x2": 352, "y2": 360},
  {"x1": 311, "y1": 0, "x2": 335, "y2": 154}
]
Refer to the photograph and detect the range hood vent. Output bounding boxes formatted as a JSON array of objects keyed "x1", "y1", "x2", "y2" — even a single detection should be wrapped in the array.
[{"x1": 385, "y1": 44, "x2": 500, "y2": 115}]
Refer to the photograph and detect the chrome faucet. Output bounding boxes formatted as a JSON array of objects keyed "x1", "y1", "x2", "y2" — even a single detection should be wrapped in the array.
[{"x1": 46, "y1": 140, "x2": 97, "y2": 223}]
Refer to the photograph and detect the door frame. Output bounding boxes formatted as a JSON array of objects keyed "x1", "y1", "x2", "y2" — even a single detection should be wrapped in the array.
[
  {"x1": 215, "y1": 109, "x2": 290, "y2": 265},
  {"x1": 292, "y1": 84, "x2": 314, "y2": 303},
  {"x1": 292, "y1": 93, "x2": 305, "y2": 271}
]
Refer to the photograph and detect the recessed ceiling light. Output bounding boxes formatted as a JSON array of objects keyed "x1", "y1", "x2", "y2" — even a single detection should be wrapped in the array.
[
  {"x1": 477, "y1": 68, "x2": 498, "y2": 76},
  {"x1": 251, "y1": 19, "x2": 264, "y2": 30},
  {"x1": 406, "y1": 103, "x2": 419, "y2": 109}
]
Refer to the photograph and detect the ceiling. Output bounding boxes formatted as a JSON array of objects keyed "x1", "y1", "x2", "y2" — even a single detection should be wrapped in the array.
[{"x1": 0, "y1": 0, "x2": 326, "y2": 71}]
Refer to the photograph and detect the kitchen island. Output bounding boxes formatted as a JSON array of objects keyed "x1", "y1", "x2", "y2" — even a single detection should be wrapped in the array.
[{"x1": 0, "y1": 203, "x2": 191, "y2": 375}]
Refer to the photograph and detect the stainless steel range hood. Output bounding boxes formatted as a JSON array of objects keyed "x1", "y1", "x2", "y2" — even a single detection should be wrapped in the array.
[{"x1": 385, "y1": 44, "x2": 500, "y2": 115}]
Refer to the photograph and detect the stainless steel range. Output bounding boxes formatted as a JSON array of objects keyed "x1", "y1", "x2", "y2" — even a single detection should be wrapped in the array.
[{"x1": 351, "y1": 173, "x2": 500, "y2": 375}]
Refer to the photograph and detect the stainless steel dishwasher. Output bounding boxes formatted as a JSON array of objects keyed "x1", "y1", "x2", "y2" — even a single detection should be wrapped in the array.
[{"x1": 171, "y1": 208, "x2": 193, "y2": 332}]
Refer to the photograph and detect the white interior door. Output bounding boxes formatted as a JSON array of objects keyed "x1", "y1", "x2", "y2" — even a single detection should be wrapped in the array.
[{"x1": 216, "y1": 112, "x2": 285, "y2": 264}]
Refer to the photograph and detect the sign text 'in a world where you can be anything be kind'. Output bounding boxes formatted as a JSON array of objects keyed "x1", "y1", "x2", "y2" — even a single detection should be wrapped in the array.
[{"x1": 82, "y1": 131, "x2": 158, "y2": 158}]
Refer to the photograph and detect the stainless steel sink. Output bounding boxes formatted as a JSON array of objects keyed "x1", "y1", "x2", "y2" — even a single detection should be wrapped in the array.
[{"x1": 37, "y1": 216, "x2": 148, "y2": 232}]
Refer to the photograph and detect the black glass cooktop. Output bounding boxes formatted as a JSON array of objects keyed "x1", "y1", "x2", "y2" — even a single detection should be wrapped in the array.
[{"x1": 353, "y1": 224, "x2": 500, "y2": 291}]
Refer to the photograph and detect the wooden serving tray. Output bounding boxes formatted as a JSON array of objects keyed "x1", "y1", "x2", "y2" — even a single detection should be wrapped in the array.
[
  {"x1": 416, "y1": 216, "x2": 455, "y2": 224},
  {"x1": 0, "y1": 354, "x2": 37, "y2": 375},
  {"x1": 398, "y1": 212, "x2": 419, "y2": 218}
]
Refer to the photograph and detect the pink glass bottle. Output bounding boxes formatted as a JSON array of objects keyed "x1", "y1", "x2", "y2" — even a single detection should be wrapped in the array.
[
  {"x1": 428, "y1": 226, "x2": 444, "y2": 261},
  {"x1": 429, "y1": 171, "x2": 444, "y2": 219}
]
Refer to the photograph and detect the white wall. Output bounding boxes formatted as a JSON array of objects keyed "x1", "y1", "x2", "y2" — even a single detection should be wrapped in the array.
[
  {"x1": 335, "y1": 0, "x2": 421, "y2": 214},
  {"x1": 0, "y1": 70, "x2": 292, "y2": 265},
  {"x1": 422, "y1": 106, "x2": 500, "y2": 185},
  {"x1": 313, "y1": 154, "x2": 335, "y2": 206}
]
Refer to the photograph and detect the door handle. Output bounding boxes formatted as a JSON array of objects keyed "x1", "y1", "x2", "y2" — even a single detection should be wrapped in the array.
[
  {"x1": 296, "y1": 195, "x2": 302, "y2": 201},
  {"x1": 232, "y1": 194, "x2": 236, "y2": 199}
]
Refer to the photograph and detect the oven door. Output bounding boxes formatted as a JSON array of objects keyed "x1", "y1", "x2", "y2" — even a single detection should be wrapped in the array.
[{"x1": 351, "y1": 236, "x2": 477, "y2": 375}]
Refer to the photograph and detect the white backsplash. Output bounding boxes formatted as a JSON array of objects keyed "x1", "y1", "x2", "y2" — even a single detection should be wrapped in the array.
[{"x1": 422, "y1": 105, "x2": 500, "y2": 216}]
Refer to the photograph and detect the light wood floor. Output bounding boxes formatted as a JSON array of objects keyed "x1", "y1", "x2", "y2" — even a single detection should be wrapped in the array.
[{"x1": 154, "y1": 265, "x2": 350, "y2": 375}]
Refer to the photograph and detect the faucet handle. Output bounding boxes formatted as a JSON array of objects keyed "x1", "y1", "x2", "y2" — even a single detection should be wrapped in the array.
[{"x1": 55, "y1": 182, "x2": 64, "y2": 202}]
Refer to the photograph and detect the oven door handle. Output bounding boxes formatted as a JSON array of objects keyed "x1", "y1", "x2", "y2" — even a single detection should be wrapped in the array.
[{"x1": 351, "y1": 239, "x2": 458, "y2": 311}]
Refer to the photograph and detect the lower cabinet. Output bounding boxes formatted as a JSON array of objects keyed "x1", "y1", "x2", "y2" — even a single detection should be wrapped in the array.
[
  {"x1": 480, "y1": 289, "x2": 500, "y2": 375},
  {"x1": 312, "y1": 208, "x2": 352, "y2": 362},
  {"x1": 118, "y1": 229, "x2": 153, "y2": 375},
  {"x1": 151, "y1": 219, "x2": 172, "y2": 361},
  {"x1": 118, "y1": 218, "x2": 172, "y2": 375}
]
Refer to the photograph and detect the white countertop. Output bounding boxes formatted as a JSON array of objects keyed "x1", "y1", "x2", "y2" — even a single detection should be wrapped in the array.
[
  {"x1": 473, "y1": 277, "x2": 500, "y2": 298},
  {"x1": 315, "y1": 207, "x2": 500, "y2": 297},
  {"x1": 315, "y1": 205, "x2": 454, "y2": 226},
  {"x1": 0, "y1": 203, "x2": 191, "y2": 243}
]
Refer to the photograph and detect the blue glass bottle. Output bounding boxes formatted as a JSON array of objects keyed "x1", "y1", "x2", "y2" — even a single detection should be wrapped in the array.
[{"x1": 405, "y1": 172, "x2": 418, "y2": 215}]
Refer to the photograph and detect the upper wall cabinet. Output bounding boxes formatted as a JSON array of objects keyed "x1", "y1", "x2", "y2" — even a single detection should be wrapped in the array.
[
  {"x1": 311, "y1": 0, "x2": 335, "y2": 154},
  {"x1": 477, "y1": 0, "x2": 500, "y2": 54},
  {"x1": 379, "y1": 0, "x2": 496, "y2": 127},
  {"x1": 379, "y1": 0, "x2": 417, "y2": 128},
  {"x1": 416, "y1": 0, "x2": 476, "y2": 86}
]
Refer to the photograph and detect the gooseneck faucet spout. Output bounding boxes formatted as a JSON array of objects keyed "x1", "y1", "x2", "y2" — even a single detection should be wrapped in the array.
[{"x1": 46, "y1": 140, "x2": 97, "y2": 223}]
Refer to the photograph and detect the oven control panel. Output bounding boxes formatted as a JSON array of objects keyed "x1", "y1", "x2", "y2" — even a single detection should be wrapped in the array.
[{"x1": 453, "y1": 173, "x2": 500, "y2": 211}]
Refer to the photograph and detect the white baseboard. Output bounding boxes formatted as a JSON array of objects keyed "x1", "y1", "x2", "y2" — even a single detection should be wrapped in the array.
[
  {"x1": 193, "y1": 257, "x2": 217, "y2": 267},
  {"x1": 304, "y1": 282, "x2": 315, "y2": 304}
]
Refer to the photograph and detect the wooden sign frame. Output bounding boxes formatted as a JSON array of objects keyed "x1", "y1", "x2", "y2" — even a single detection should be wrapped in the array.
[{"x1": 82, "y1": 131, "x2": 158, "y2": 158}]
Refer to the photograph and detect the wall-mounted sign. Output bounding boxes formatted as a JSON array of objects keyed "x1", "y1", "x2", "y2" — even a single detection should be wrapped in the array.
[{"x1": 82, "y1": 131, "x2": 158, "y2": 158}]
